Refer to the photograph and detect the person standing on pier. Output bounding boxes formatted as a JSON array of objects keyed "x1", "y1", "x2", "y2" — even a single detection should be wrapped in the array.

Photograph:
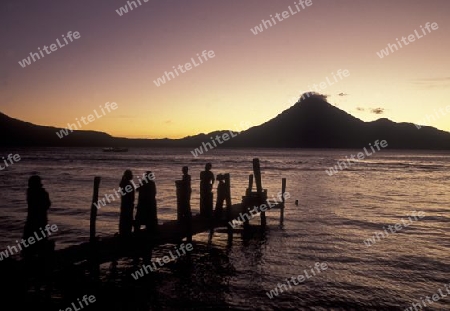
[
  {"x1": 23, "y1": 175, "x2": 52, "y2": 257},
  {"x1": 182, "y1": 166, "x2": 192, "y2": 201},
  {"x1": 200, "y1": 163, "x2": 215, "y2": 218},
  {"x1": 134, "y1": 171, "x2": 158, "y2": 233},
  {"x1": 119, "y1": 169, "x2": 135, "y2": 236}
]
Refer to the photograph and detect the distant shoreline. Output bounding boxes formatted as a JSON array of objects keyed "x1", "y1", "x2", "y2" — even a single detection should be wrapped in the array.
[{"x1": 1, "y1": 146, "x2": 450, "y2": 153}]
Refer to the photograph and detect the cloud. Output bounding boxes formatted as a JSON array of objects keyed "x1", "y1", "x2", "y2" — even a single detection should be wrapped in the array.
[
  {"x1": 414, "y1": 77, "x2": 450, "y2": 82},
  {"x1": 370, "y1": 108, "x2": 384, "y2": 115},
  {"x1": 338, "y1": 92, "x2": 348, "y2": 96},
  {"x1": 356, "y1": 107, "x2": 365, "y2": 111},
  {"x1": 411, "y1": 77, "x2": 450, "y2": 89},
  {"x1": 164, "y1": 120, "x2": 172, "y2": 124},
  {"x1": 108, "y1": 115, "x2": 137, "y2": 119}
]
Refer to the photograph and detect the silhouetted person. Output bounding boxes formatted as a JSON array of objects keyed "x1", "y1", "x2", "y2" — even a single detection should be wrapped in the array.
[
  {"x1": 182, "y1": 166, "x2": 191, "y2": 189},
  {"x1": 182, "y1": 166, "x2": 192, "y2": 204},
  {"x1": 200, "y1": 163, "x2": 215, "y2": 218},
  {"x1": 119, "y1": 170, "x2": 135, "y2": 236},
  {"x1": 214, "y1": 174, "x2": 226, "y2": 219},
  {"x1": 23, "y1": 175, "x2": 51, "y2": 257},
  {"x1": 295, "y1": 200, "x2": 299, "y2": 206},
  {"x1": 135, "y1": 171, "x2": 157, "y2": 233}
]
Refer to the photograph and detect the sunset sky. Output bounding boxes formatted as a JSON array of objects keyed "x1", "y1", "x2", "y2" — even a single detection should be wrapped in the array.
[{"x1": 1, "y1": 0, "x2": 449, "y2": 138}]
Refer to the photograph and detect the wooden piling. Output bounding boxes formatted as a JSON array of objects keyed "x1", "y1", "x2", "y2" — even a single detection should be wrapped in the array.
[
  {"x1": 246, "y1": 174, "x2": 253, "y2": 195},
  {"x1": 253, "y1": 158, "x2": 263, "y2": 193},
  {"x1": 90, "y1": 177, "x2": 101, "y2": 243},
  {"x1": 253, "y1": 158, "x2": 266, "y2": 226},
  {"x1": 224, "y1": 174, "x2": 233, "y2": 230},
  {"x1": 225, "y1": 173, "x2": 231, "y2": 211},
  {"x1": 175, "y1": 181, "x2": 184, "y2": 223},
  {"x1": 175, "y1": 180, "x2": 192, "y2": 242},
  {"x1": 280, "y1": 178, "x2": 286, "y2": 227}
]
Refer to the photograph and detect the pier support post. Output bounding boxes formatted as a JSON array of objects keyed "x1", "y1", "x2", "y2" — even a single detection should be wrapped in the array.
[
  {"x1": 253, "y1": 158, "x2": 263, "y2": 193},
  {"x1": 224, "y1": 174, "x2": 232, "y2": 211},
  {"x1": 176, "y1": 180, "x2": 192, "y2": 243},
  {"x1": 89, "y1": 177, "x2": 101, "y2": 278},
  {"x1": 253, "y1": 159, "x2": 266, "y2": 227},
  {"x1": 90, "y1": 177, "x2": 101, "y2": 243},
  {"x1": 224, "y1": 174, "x2": 234, "y2": 242},
  {"x1": 246, "y1": 174, "x2": 253, "y2": 196},
  {"x1": 214, "y1": 174, "x2": 226, "y2": 219},
  {"x1": 280, "y1": 178, "x2": 286, "y2": 227}
]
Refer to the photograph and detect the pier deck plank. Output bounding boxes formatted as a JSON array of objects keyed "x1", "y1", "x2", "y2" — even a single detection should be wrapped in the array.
[{"x1": 27, "y1": 202, "x2": 282, "y2": 272}]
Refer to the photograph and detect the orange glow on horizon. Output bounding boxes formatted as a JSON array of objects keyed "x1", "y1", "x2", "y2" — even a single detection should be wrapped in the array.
[{"x1": 1, "y1": 0, "x2": 449, "y2": 138}]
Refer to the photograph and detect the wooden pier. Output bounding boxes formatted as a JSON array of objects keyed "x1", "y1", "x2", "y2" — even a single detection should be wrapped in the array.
[{"x1": 14, "y1": 158, "x2": 287, "y2": 276}]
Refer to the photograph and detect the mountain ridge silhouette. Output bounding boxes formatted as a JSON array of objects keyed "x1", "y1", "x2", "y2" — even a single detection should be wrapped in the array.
[{"x1": 1, "y1": 94, "x2": 449, "y2": 149}]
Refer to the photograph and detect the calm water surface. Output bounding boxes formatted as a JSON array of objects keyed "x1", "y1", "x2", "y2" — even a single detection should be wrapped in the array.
[{"x1": 0, "y1": 147, "x2": 449, "y2": 310}]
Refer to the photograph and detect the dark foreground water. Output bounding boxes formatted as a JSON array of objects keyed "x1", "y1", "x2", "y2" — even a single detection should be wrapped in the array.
[{"x1": 0, "y1": 147, "x2": 449, "y2": 310}]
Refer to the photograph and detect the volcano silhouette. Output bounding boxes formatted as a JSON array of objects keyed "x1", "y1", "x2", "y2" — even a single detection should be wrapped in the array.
[{"x1": 230, "y1": 94, "x2": 450, "y2": 149}]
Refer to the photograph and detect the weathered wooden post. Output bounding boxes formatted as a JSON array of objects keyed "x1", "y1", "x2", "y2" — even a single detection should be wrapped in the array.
[
  {"x1": 176, "y1": 179, "x2": 192, "y2": 242},
  {"x1": 224, "y1": 174, "x2": 232, "y2": 211},
  {"x1": 253, "y1": 158, "x2": 266, "y2": 226},
  {"x1": 89, "y1": 177, "x2": 101, "y2": 278},
  {"x1": 253, "y1": 159, "x2": 263, "y2": 193},
  {"x1": 90, "y1": 177, "x2": 101, "y2": 243},
  {"x1": 280, "y1": 178, "x2": 286, "y2": 227},
  {"x1": 224, "y1": 174, "x2": 233, "y2": 242},
  {"x1": 246, "y1": 174, "x2": 253, "y2": 195},
  {"x1": 175, "y1": 181, "x2": 184, "y2": 222}
]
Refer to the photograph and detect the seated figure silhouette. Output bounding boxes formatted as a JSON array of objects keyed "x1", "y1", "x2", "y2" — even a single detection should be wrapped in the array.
[
  {"x1": 119, "y1": 170, "x2": 135, "y2": 236},
  {"x1": 23, "y1": 175, "x2": 51, "y2": 257},
  {"x1": 135, "y1": 171, "x2": 157, "y2": 233},
  {"x1": 200, "y1": 163, "x2": 215, "y2": 218}
]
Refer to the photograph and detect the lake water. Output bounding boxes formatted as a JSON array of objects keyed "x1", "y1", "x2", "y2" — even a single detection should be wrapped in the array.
[{"x1": 0, "y1": 147, "x2": 449, "y2": 310}]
